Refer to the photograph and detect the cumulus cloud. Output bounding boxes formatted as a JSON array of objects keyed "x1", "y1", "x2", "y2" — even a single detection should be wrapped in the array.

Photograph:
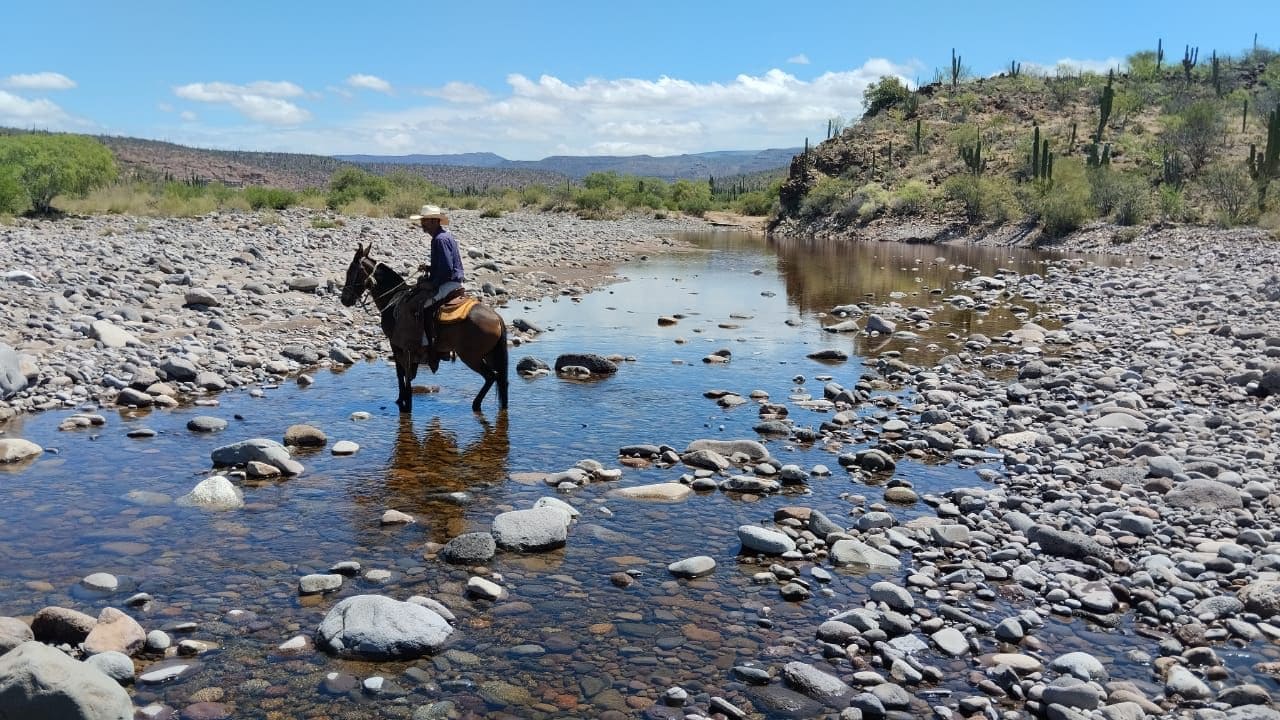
[
  {"x1": 787, "y1": 54, "x2": 810, "y2": 65},
  {"x1": 347, "y1": 74, "x2": 392, "y2": 93},
  {"x1": 173, "y1": 81, "x2": 311, "y2": 125},
  {"x1": 165, "y1": 59, "x2": 918, "y2": 158},
  {"x1": 0, "y1": 90, "x2": 78, "y2": 128},
  {"x1": 420, "y1": 81, "x2": 491, "y2": 104},
  {"x1": 3, "y1": 72, "x2": 77, "y2": 90}
]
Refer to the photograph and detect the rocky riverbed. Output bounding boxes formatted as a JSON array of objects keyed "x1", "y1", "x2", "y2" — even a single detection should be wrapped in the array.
[
  {"x1": 2, "y1": 219, "x2": 1280, "y2": 720},
  {"x1": 0, "y1": 208, "x2": 706, "y2": 422}
]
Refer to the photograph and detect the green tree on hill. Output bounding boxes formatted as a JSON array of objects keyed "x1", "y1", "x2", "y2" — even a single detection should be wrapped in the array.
[
  {"x1": 0, "y1": 134, "x2": 117, "y2": 214},
  {"x1": 863, "y1": 76, "x2": 911, "y2": 118}
]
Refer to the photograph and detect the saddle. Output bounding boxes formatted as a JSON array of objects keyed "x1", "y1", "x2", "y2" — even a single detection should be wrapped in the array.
[{"x1": 390, "y1": 283, "x2": 471, "y2": 371}]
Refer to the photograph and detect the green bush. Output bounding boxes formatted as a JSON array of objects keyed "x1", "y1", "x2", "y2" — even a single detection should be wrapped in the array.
[
  {"x1": 243, "y1": 186, "x2": 297, "y2": 210},
  {"x1": 799, "y1": 177, "x2": 854, "y2": 220},
  {"x1": 0, "y1": 133, "x2": 117, "y2": 213},
  {"x1": 891, "y1": 180, "x2": 931, "y2": 215},
  {"x1": 328, "y1": 167, "x2": 390, "y2": 209},
  {"x1": 670, "y1": 179, "x2": 712, "y2": 216},
  {"x1": 864, "y1": 76, "x2": 911, "y2": 117},
  {"x1": 981, "y1": 177, "x2": 1022, "y2": 223},
  {"x1": 0, "y1": 166, "x2": 28, "y2": 214},
  {"x1": 847, "y1": 182, "x2": 891, "y2": 221},
  {"x1": 1163, "y1": 101, "x2": 1225, "y2": 172},
  {"x1": 943, "y1": 175, "x2": 983, "y2": 222},
  {"x1": 1089, "y1": 169, "x2": 1150, "y2": 221},
  {"x1": 1198, "y1": 161, "x2": 1257, "y2": 226},
  {"x1": 573, "y1": 187, "x2": 612, "y2": 212},
  {"x1": 1158, "y1": 185, "x2": 1187, "y2": 222},
  {"x1": 735, "y1": 190, "x2": 776, "y2": 216},
  {"x1": 1038, "y1": 159, "x2": 1093, "y2": 237}
]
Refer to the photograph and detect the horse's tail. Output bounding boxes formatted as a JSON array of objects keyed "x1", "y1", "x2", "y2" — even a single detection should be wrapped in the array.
[{"x1": 494, "y1": 320, "x2": 509, "y2": 409}]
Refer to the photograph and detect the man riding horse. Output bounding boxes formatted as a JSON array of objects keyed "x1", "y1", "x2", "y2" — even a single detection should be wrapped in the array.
[{"x1": 410, "y1": 204, "x2": 465, "y2": 350}]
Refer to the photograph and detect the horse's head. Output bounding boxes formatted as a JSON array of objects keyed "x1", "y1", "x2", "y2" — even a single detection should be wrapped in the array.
[{"x1": 340, "y1": 243, "x2": 375, "y2": 307}]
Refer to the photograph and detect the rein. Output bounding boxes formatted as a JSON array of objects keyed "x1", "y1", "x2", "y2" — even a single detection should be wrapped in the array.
[{"x1": 362, "y1": 260, "x2": 410, "y2": 312}]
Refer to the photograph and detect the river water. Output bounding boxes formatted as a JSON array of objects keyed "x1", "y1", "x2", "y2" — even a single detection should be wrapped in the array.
[{"x1": 1, "y1": 232, "x2": 1207, "y2": 719}]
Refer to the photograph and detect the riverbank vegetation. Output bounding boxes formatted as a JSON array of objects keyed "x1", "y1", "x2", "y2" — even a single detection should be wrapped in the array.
[{"x1": 777, "y1": 39, "x2": 1280, "y2": 239}]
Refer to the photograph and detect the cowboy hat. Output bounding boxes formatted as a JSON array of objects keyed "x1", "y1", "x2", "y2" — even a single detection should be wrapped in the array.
[{"x1": 409, "y1": 204, "x2": 449, "y2": 224}]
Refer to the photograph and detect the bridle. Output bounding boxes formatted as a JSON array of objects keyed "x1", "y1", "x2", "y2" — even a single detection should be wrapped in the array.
[{"x1": 354, "y1": 256, "x2": 409, "y2": 313}]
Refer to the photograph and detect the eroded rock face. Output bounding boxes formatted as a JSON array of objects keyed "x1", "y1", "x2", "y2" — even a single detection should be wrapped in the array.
[
  {"x1": 0, "y1": 641, "x2": 135, "y2": 720},
  {"x1": 315, "y1": 594, "x2": 453, "y2": 659}
]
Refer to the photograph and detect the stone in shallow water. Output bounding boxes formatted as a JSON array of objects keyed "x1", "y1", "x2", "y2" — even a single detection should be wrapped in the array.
[
  {"x1": 608, "y1": 483, "x2": 692, "y2": 501},
  {"x1": 299, "y1": 574, "x2": 343, "y2": 595},
  {"x1": 491, "y1": 507, "x2": 570, "y2": 552},
  {"x1": 316, "y1": 594, "x2": 453, "y2": 660},
  {"x1": 737, "y1": 526, "x2": 796, "y2": 555},
  {"x1": 178, "y1": 476, "x2": 244, "y2": 511},
  {"x1": 440, "y1": 533, "x2": 497, "y2": 565},
  {"x1": 668, "y1": 556, "x2": 716, "y2": 578},
  {"x1": 331, "y1": 440, "x2": 359, "y2": 455},
  {"x1": 0, "y1": 641, "x2": 134, "y2": 717},
  {"x1": 82, "y1": 572, "x2": 119, "y2": 592}
]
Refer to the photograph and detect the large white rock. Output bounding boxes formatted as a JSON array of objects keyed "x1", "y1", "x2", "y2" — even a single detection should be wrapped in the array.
[
  {"x1": 0, "y1": 438, "x2": 42, "y2": 464},
  {"x1": 829, "y1": 539, "x2": 902, "y2": 570},
  {"x1": 177, "y1": 476, "x2": 244, "y2": 510},
  {"x1": 90, "y1": 320, "x2": 140, "y2": 349},
  {"x1": 608, "y1": 482, "x2": 692, "y2": 501},
  {"x1": 0, "y1": 640, "x2": 134, "y2": 720},
  {"x1": 316, "y1": 594, "x2": 453, "y2": 659},
  {"x1": 737, "y1": 525, "x2": 797, "y2": 555},
  {"x1": 491, "y1": 507, "x2": 570, "y2": 552}
]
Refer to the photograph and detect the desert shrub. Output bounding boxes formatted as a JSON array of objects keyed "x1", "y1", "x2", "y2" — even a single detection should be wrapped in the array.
[
  {"x1": 1089, "y1": 170, "x2": 1150, "y2": 222},
  {"x1": 864, "y1": 76, "x2": 911, "y2": 117},
  {"x1": 479, "y1": 207, "x2": 503, "y2": 218},
  {"x1": 891, "y1": 180, "x2": 931, "y2": 215},
  {"x1": 328, "y1": 167, "x2": 389, "y2": 209},
  {"x1": 0, "y1": 134, "x2": 117, "y2": 213},
  {"x1": 1163, "y1": 101, "x2": 1225, "y2": 172},
  {"x1": 1198, "y1": 161, "x2": 1257, "y2": 226},
  {"x1": 1158, "y1": 185, "x2": 1187, "y2": 222},
  {"x1": 573, "y1": 187, "x2": 612, "y2": 212},
  {"x1": 981, "y1": 177, "x2": 1023, "y2": 223},
  {"x1": 1038, "y1": 159, "x2": 1093, "y2": 237},
  {"x1": 670, "y1": 179, "x2": 712, "y2": 216},
  {"x1": 844, "y1": 182, "x2": 891, "y2": 221},
  {"x1": 799, "y1": 177, "x2": 854, "y2": 220},
  {"x1": 735, "y1": 190, "x2": 775, "y2": 216},
  {"x1": 242, "y1": 186, "x2": 297, "y2": 210},
  {"x1": 520, "y1": 184, "x2": 549, "y2": 207},
  {"x1": 1113, "y1": 181, "x2": 1151, "y2": 225},
  {"x1": 943, "y1": 175, "x2": 983, "y2": 222}
]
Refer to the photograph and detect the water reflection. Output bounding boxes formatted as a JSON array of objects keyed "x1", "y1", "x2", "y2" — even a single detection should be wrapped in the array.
[{"x1": 381, "y1": 413, "x2": 510, "y2": 542}]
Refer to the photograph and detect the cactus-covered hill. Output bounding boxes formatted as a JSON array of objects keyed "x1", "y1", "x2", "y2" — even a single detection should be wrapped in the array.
[{"x1": 771, "y1": 43, "x2": 1280, "y2": 242}]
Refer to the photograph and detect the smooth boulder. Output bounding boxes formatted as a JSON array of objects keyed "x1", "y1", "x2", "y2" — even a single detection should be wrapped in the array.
[
  {"x1": 0, "y1": 641, "x2": 134, "y2": 720},
  {"x1": 316, "y1": 595, "x2": 453, "y2": 660},
  {"x1": 491, "y1": 507, "x2": 571, "y2": 552}
]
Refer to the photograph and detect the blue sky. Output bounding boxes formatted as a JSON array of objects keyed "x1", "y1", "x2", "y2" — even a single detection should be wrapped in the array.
[{"x1": 2, "y1": 0, "x2": 1275, "y2": 159}]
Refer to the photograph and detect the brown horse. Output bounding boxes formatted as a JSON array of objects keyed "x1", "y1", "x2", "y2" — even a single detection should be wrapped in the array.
[{"x1": 339, "y1": 243, "x2": 509, "y2": 413}]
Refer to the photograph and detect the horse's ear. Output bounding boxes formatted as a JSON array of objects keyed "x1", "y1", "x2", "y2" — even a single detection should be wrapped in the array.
[{"x1": 359, "y1": 243, "x2": 370, "y2": 256}]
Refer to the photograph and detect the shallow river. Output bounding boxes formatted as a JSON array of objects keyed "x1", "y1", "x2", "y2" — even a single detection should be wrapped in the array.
[{"x1": 5, "y1": 232, "x2": 1244, "y2": 719}]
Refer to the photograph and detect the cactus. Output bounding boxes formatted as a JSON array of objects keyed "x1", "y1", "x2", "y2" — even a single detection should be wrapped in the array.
[
  {"x1": 951, "y1": 48, "x2": 962, "y2": 90},
  {"x1": 1162, "y1": 151, "x2": 1184, "y2": 188},
  {"x1": 1094, "y1": 71, "x2": 1114, "y2": 143},
  {"x1": 959, "y1": 134, "x2": 985, "y2": 175},
  {"x1": 1009, "y1": 60, "x2": 1021, "y2": 78},
  {"x1": 1244, "y1": 97, "x2": 1249, "y2": 133},
  {"x1": 1248, "y1": 109, "x2": 1280, "y2": 190},
  {"x1": 1087, "y1": 143, "x2": 1111, "y2": 168},
  {"x1": 1069, "y1": 121, "x2": 1077, "y2": 147},
  {"x1": 1182, "y1": 45, "x2": 1199, "y2": 83},
  {"x1": 1156, "y1": 39, "x2": 1164, "y2": 71},
  {"x1": 1030, "y1": 126, "x2": 1040, "y2": 179},
  {"x1": 914, "y1": 119, "x2": 922, "y2": 155},
  {"x1": 1029, "y1": 126, "x2": 1053, "y2": 183},
  {"x1": 1211, "y1": 50, "x2": 1221, "y2": 96}
]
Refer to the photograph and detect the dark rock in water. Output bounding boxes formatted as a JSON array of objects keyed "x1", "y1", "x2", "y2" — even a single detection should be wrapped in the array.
[
  {"x1": 1027, "y1": 524, "x2": 1109, "y2": 561},
  {"x1": 439, "y1": 532, "x2": 496, "y2": 565},
  {"x1": 746, "y1": 684, "x2": 827, "y2": 719},
  {"x1": 281, "y1": 345, "x2": 320, "y2": 364},
  {"x1": 513, "y1": 318, "x2": 543, "y2": 333},
  {"x1": 753, "y1": 420, "x2": 791, "y2": 435},
  {"x1": 516, "y1": 356, "x2": 550, "y2": 375},
  {"x1": 554, "y1": 353, "x2": 617, "y2": 375},
  {"x1": 807, "y1": 349, "x2": 848, "y2": 361}
]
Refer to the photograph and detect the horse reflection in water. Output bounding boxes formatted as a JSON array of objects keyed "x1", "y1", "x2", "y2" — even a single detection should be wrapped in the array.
[{"x1": 384, "y1": 413, "x2": 510, "y2": 543}]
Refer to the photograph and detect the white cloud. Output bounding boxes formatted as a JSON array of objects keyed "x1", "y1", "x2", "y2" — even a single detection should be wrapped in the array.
[
  {"x1": 347, "y1": 74, "x2": 392, "y2": 93},
  {"x1": 173, "y1": 81, "x2": 311, "y2": 125},
  {"x1": 420, "y1": 81, "x2": 491, "y2": 104},
  {"x1": 3, "y1": 72, "x2": 76, "y2": 90},
  {"x1": 0, "y1": 90, "x2": 79, "y2": 128},
  {"x1": 162, "y1": 59, "x2": 918, "y2": 159},
  {"x1": 787, "y1": 54, "x2": 810, "y2": 65},
  {"x1": 180, "y1": 110, "x2": 198, "y2": 122},
  {"x1": 157, "y1": 102, "x2": 174, "y2": 113}
]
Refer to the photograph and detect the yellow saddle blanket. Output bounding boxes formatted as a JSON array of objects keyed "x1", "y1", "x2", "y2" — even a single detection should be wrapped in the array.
[{"x1": 438, "y1": 296, "x2": 478, "y2": 324}]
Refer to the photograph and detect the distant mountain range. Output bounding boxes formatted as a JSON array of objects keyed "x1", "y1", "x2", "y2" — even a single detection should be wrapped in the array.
[{"x1": 334, "y1": 148, "x2": 802, "y2": 181}]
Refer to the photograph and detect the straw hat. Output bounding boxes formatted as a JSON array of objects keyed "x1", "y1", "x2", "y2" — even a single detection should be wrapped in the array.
[{"x1": 409, "y1": 204, "x2": 449, "y2": 224}]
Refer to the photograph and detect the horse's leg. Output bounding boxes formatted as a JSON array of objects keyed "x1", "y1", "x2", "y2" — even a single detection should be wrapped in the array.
[
  {"x1": 395, "y1": 358, "x2": 411, "y2": 412},
  {"x1": 492, "y1": 327, "x2": 509, "y2": 410}
]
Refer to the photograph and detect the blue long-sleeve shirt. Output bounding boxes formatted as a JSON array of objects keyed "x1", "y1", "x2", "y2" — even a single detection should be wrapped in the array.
[{"x1": 428, "y1": 229, "x2": 465, "y2": 287}]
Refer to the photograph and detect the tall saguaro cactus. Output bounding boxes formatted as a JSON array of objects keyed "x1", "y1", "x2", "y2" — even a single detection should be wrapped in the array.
[
  {"x1": 1248, "y1": 109, "x2": 1280, "y2": 207},
  {"x1": 914, "y1": 119, "x2": 923, "y2": 155},
  {"x1": 1030, "y1": 126, "x2": 1052, "y2": 183},
  {"x1": 1182, "y1": 45, "x2": 1199, "y2": 83},
  {"x1": 1156, "y1": 38, "x2": 1164, "y2": 72},
  {"x1": 1211, "y1": 50, "x2": 1222, "y2": 96},
  {"x1": 1094, "y1": 70, "x2": 1115, "y2": 144},
  {"x1": 951, "y1": 48, "x2": 962, "y2": 90},
  {"x1": 960, "y1": 132, "x2": 985, "y2": 175}
]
